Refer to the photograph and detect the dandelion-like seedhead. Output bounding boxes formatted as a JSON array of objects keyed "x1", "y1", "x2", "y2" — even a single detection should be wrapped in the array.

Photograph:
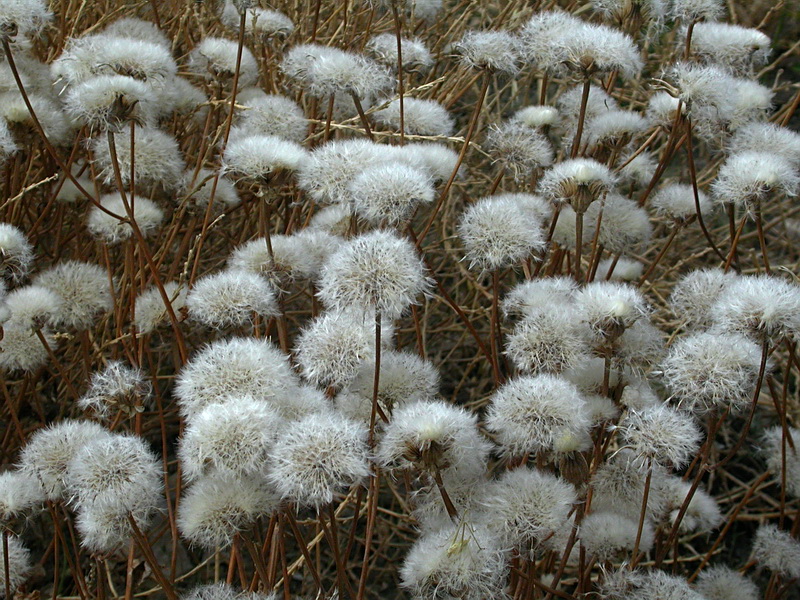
[
  {"x1": 688, "y1": 22, "x2": 771, "y2": 75},
  {"x1": 87, "y1": 194, "x2": 164, "y2": 244},
  {"x1": 710, "y1": 274, "x2": 800, "y2": 341},
  {"x1": 594, "y1": 193, "x2": 653, "y2": 256},
  {"x1": 711, "y1": 151, "x2": 799, "y2": 214},
  {"x1": 64, "y1": 74, "x2": 157, "y2": 131},
  {"x1": 66, "y1": 434, "x2": 161, "y2": 511},
  {"x1": 188, "y1": 37, "x2": 259, "y2": 87},
  {"x1": 232, "y1": 94, "x2": 307, "y2": 143},
  {"x1": 34, "y1": 261, "x2": 111, "y2": 329},
  {"x1": 589, "y1": 449, "x2": 667, "y2": 522},
  {"x1": 175, "y1": 336, "x2": 298, "y2": 420},
  {"x1": 580, "y1": 511, "x2": 654, "y2": 562},
  {"x1": 0, "y1": 471, "x2": 43, "y2": 524},
  {"x1": 0, "y1": 535, "x2": 31, "y2": 597},
  {"x1": 134, "y1": 281, "x2": 186, "y2": 334},
  {"x1": 222, "y1": 134, "x2": 307, "y2": 181},
  {"x1": 18, "y1": 420, "x2": 110, "y2": 501},
  {"x1": 660, "y1": 330, "x2": 761, "y2": 415},
  {"x1": 179, "y1": 169, "x2": 240, "y2": 213},
  {"x1": 615, "y1": 404, "x2": 702, "y2": 468},
  {"x1": 76, "y1": 497, "x2": 159, "y2": 554},
  {"x1": 349, "y1": 162, "x2": 435, "y2": 226},
  {"x1": 268, "y1": 411, "x2": 370, "y2": 507},
  {"x1": 750, "y1": 523, "x2": 800, "y2": 578},
  {"x1": 3, "y1": 285, "x2": 62, "y2": 329},
  {"x1": 0, "y1": 0, "x2": 52, "y2": 38},
  {"x1": 179, "y1": 396, "x2": 281, "y2": 481},
  {"x1": 574, "y1": 281, "x2": 649, "y2": 343},
  {"x1": 91, "y1": 125, "x2": 185, "y2": 190},
  {"x1": 486, "y1": 374, "x2": 591, "y2": 457},
  {"x1": 695, "y1": 566, "x2": 759, "y2": 600},
  {"x1": 378, "y1": 399, "x2": 492, "y2": 481},
  {"x1": 668, "y1": 267, "x2": 736, "y2": 329},
  {"x1": 728, "y1": 122, "x2": 800, "y2": 167},
  {"x1": 485, "y1": 121, "x2": 554, "y2": 180},
  {"x1": 79, "y1": 360, "x2": 152, "y2": 420},
  {"x1": 220, "y1": 3, "x2": 294, "y2": 39},
  {"x1": 661, "y1": 475, "x2": 722, "y2": 533},
  {"x1": 505, "y1": 306, "x2": 591, "y2": 375},
  {"x1": 317, "y1": 230, "x2": 430, "y2": 318},
  {"x1": 367, "y1": 34, "x2": 433, "y2": 72},
  {"x1": 453, "y1": 30, "x2": 520, "y2": 74},
  {"x1": 178, "y1": 472, "x2": 279, "y2": 549},
  {"x1": 336, "y1": 349, "x2": 439, "y2": 422},
  {"x1": 400, "y1": 522, "x2": 509, "y2": 600},
  {"x1": 537, "y1": 158, "x2": 615, "y2": 213},
  {"x1": 762, "y1": 426, "x2": 800, "y2": 498},
  {"x1": 187, "y1": 270, "x2": 279, "y2": 328},
  {"x1": 373, "y1": 97, "x2": 454, "y2": 137},
  {"x1": 480, "y1": 467, "x2": 576, "y2": 548},
  {"x1": 651, "y1": 182, "x2": 712, "y2": 222},
  {"x1": 458, "y1": 194, "x2": 547, "y2": 272},
  {"x1": 0, "y1": 222, "x2": 33, "y2": 283}
]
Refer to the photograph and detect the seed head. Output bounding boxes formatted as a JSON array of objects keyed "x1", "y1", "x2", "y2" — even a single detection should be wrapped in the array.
[
  {"x1": 87, "y1": 194, "x2": 164, "y2": 244},
  {"x1": 188, "y1": 37, "x2": 259, "y2": 87},
  {"x1": 615, "y1": 404, "x2": 702, "y2": 468},
  {"x1": 750, "y1": 523, "x2": 800, "y2": 578},
  {"x1": 187, "y1": 270, "x2": 279, "y2": 329},
  {"x1": 0, "y1": 535, "x2": 31, "y2": 597},
  {"x1": 0, "y1": 223, "x2": 33, "y2": 283},
  {"x1": 453, "y1": 30, "x2": 521, "y2": 74},
  {"x1": 268, "y1": 411, "x2": 370, "y2": 507},
  {"x1": 695, "y1": 566, "x2": 759, "y2": 600},
  {"x1": 373, "y1": 97, "x2": 454, "y2": 137},
  {"x1": 79, "y1": 361, "x2": 152, "y2": 420},
  {"x1": 134, "y1": 281, "x2": 186, "y2": 334}
]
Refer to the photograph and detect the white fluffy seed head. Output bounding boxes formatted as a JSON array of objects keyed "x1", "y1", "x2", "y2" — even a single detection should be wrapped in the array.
[
  {"x1": 0, "y1": 223, "x2": 33, "y2": 283},
  {"x1": 378, "y1": 399, "x2": 492, "y2": 481},
  {"x1": 335, "y1": 349, "x2": 439, "y2": 422},
  {"x1": 268, "y1": 411, "x2": 370, "y2": 507},
  {"x1": 79, "y1": 361, "x2": 152, "y2": 420},
  {"x1": 513, "y1": 105, "x2": 560, "y2": 129},
  {"x1": 175, "y1": 337, "x2": 298, "y2": 420},
  {"x1": 661, "y1": 330, "x2": 761, "y2": 415},
  {"x1": 64, "y1": 74, "x2": 157, "y2": 131},
  {"x1": 502, "y1": 276, "x2": 578, "y2": 320},
  {"x1": 88, "y1": 193, "x2": 164, "y2": 244},
  {"x1": 590, "y1": 449, "x2": 667, "y2": 522},
  {"x1": 34, "y1": 261, "x2": 112, "y2": 330},
  {"x1": 75, "y1": 497, "x2": 159, "y2": 554},
  {"x1": 179, "y1": 169, "x2": 240, "y2": 214},
  {"x1": 188, "y1": 37, "x2": 259, "y2": 87},
  {"x1": 616, "y1": 404, "x2": 702, "y2": 468},
  {"x1": 367, "y1": 33, "x2": 433, "y2": 72},
  {"x1": 458, "y1": 194, "x2": 547, "y2": 272},
  {"x1": 586, "y1": 109, "x2": 649, "y2": 149},
  {"x1": 695, "y1": 566, "x2": 759, "y2": 600},
  {"x1": 220, "y1": 3, "x2": 294, "y2": 39},
  {"x1": 91, "y1": 125, "x2": 185, "y2": 190},
  {"x1": 134, "y1": 281, "x2": 186, "y2": 334},
  {"x1": 574, "y1": 281, "x2": 649, "y2": 343},
  {"x1": 651, "y1": 183, "x2": 712, "y2": 222},
  {"x1": 480, "y1": 467, "x2": 576, "y2": 548},
  {"x1": 349, "y1": 162, "x2": 435, "y2": 226},
  {"x1": 580, "y1": 511, "x2": 654, "y2": 562},
  {"x1": 661, "y1": 475, "x2": 722, "y2": 533},
  {"x1": 3, "y1": 285, "x2": 62, "y2": 330},
  {"x1": 453, "y1": 30, "x2": 520, "y2": 74},
  {"x1": 400, "y1": 523, "x2": 508, "y2": 600},
  {"x1": 505, "y1": 305, "x2": 591, "y2": 375},
  {"x1": 486, "y1": 375, "x2": 592, "y2": 457},
  {"x1": 711, "y1": 151, "x2": 799, "y2": 214},
  {"x1": 0, "y1": 534, "x2": 31, "y2": 597},
  {"x1": 670, "y1": 0, "x2": 724, "y2": 21},
  {"x1": 537, "y1": 158, "x2": 615, "y2": 212},
  {"x1": 373, "y1": 97, "x2": 454, "y2": 137},
  {"x1": 594, "y1": 193, "x2": 653, "y2": 255},
  {"x1": 295, "y1": 309, "x2": 387, "y2": 390},
  {"x1": 0, "y1": 471, "x2": 43, "y2": 524},
  {"x1": 598, "y1": 257, "x2": 644, "y2": 281},
  {"x1": 762, "y1": 426, "x2": 800, "y2": 498},
  {"x1": 102, "y1": 17, "x2": 170, "y2": 48},
  {"x1": 0, "y1": 0, "x2": 52, "y2": 38},
  {"x1": 52, "y1": 34, "x2": 177, "y2": 90},
  {"x1": 233, "y1": 94, "x2": 307, "y2": 143},
  {"x1": 179, "y1": 396, "x2": 282, "y2": 481},
  {"x1": 222, "y1": 134, "x2": 307, "y2": 181},
  {"x1": 728, "y1": 122, "x2": 800, "y2": 168},
  {"x1": 66, "y1": 433, "x2": 161, "y2": 513},
  {"x1": 17, "y1": 420, "x2": 110, "y2": 501},
  {"x1": 688, "y1": 22, "x2": 771, "y2": 75},
  {"x1": 751, "y1": 523, "x2": 800, "y2": 578},
  {"x1": 178, "y1": 472, "x2": 279, "y2": 549},
  {"x1": 560, "y1": 22, "x2": 643, "y2": 79},
  {"x1": 485, "y1": 121, "x2": 554, "y2": 180},
  {"x1": 711, "y1": 274, "x2": 800, "y2": 341},
  {"x1": 669, "y1": 267, "x2": 736, "y2": 328},
  {"x1": 317, "y1": 230, "x2": 430, "y2": 318},
  {"x1": 518, "y1": 11, "x2": 585, "y2": 73},
  {"x1": 619, "y1": 151, "x2": 657, "y2": 188},
  {"x1": 186, "y1": 270, "x2": 279, "y2": 328},
  {"x1": 0, "y1": 324, "x2": 52, "y2": 372}
]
